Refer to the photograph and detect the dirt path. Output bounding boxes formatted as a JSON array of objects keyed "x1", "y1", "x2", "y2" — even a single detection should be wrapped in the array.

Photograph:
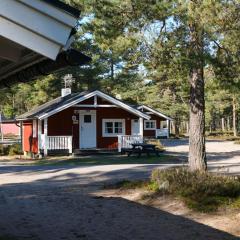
[
  {"x1": 0, "y1": 140, "x2": 240, "y2": 239},
  {"x1": 0, "y1": 179, "x2": 238, "y2": 240},
  {"x1": 99, "y1": 188, "x2": 240, "y2": 238}
]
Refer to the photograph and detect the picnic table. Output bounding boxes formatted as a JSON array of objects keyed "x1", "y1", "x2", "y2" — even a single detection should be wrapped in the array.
[{"x1": 127, "y1": 143, "x2": 159, "y2": 157}]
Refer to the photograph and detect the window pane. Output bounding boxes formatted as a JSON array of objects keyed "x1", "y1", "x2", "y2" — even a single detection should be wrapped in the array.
[
  {"x1": 106, "y1": 128, "x2": 113, "y2": 133},
  {"x1": 105, "y1": 122, "x2": 112, "y2": 128},
  {"x1": 114, "y1": 122, "x2": 123, "y2": 133},
  {"x1": 114, "y1": 122, "x2": 122, "y2": 128},
  {"x1": 84, "y1": 115, "x2": 91, "y2": 123},
  {"x1": 145, "y1": 121, "x2": 156, "y2": 129},
  {"x1": 105, "y1": 122, "x2": 113, "y2": 133}
]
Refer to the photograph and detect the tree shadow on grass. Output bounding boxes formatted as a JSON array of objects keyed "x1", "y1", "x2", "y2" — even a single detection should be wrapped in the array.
[{"x1": 0, "y1": 171, "x2": 239, "y2": 240}]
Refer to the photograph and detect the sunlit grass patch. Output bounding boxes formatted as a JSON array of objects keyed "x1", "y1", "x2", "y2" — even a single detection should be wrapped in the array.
[{"x1": 151, "y1": 167, "x2": 240, "y2": 212}]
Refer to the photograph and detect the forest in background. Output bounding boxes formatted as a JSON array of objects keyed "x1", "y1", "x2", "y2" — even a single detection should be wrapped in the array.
[{"x1": 0, "y1": 0, "x2": 239, "y2": 138}]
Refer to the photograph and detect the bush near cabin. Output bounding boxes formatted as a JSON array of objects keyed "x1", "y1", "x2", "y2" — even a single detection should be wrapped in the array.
[{"x1": 0, "y1": 144, "x2": 22, "y2": 156}]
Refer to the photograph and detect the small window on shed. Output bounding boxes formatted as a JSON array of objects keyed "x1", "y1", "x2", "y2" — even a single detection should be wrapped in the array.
[{"x1": 84, "y1": 115, "x2": 92, "y2": 123}]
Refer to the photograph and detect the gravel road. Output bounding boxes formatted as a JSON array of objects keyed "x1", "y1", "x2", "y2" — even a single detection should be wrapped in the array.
[{"x1": 0, "y1": 139, "x2": 239, "y2": 240}]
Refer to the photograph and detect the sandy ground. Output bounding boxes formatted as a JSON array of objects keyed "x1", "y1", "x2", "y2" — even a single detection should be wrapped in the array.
[
  {"x1": 99, "y1": 188, "x2": 240, "y2": 238},
  {"x1": 0, "y1": 139, "x2": 240, "y2": 239}
]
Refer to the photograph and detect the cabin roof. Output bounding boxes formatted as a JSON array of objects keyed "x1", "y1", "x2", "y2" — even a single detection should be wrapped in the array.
[
  {"x1": 16, "y1": 90, "x2": 151, "y2": 120},
  {"x1": 137, "y1": 105, "x2": 173, "y2": 121}
]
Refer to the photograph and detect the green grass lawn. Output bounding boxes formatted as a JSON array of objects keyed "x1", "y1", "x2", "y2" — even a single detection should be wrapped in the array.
[{"x1": 30, "y1": 154, "x2": 181, "y2": 167}]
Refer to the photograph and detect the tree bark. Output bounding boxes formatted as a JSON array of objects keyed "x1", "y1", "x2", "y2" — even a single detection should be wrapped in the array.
[
  {"x1": 188, "y1": 23, "x2": 207, "y2": 171},
  {"x1": 227, "y1": 117, "x2": 230, "y2": 131},
  {"x1": 172, "y1": 119, "x2": 180, "y2": 138},
  {"x1": 221, "y1": 117, "x2": 225, "y2": 132},
  {"x1": 232, "y1": 96, "x2": 237, "y2": 137},
  {"x1": 175, "y1": 121, "x2": 180, "y2": 138}
]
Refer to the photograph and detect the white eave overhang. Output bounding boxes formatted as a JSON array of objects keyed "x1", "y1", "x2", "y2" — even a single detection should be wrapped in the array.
[
  {"x1": 0, "y1": 0, "x2": 90, "y2": 86},
  {"x1": 138, "y1": 105, "x2": 173, "y2": 121},
  {"x1": 0, "y1": 0, "x2": 79, "y2": 60},
  {"x1": 38, "y1": 91, "x2": 151, "y2": 120}
]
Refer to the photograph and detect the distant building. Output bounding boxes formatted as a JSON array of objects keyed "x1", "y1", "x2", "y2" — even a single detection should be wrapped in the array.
[
  {"x1": 0, "y1": 114, "x2": 20, "y2": 137},
  {"x1": 17, "y1": 90, "x2": 172, "y2": 156}
]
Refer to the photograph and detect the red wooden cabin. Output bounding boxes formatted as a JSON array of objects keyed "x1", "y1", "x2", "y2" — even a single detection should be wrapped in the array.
[{"x1": 17, "y1": 90, "x2": 172, "y2": 156}]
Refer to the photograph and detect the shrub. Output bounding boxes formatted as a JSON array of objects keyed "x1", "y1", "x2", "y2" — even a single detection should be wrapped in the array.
[
  {"x1": 8, "y1": 144, "x2": 23, "y2": 156},
  {"x1": 104, "y1": 180, "x2": 148, "y2": 190},
  {"x1": 104, "y1": 179, "x2": 159, "y2": 191},
  {"x1": 234, "y1": 140, "x2": 240, "y2": 145},
  {"x1": 151, "y1": 167, "x2": 240, "y2": 212},
  {"x1": 0, "y1": 144, "x2": 10, "y2": 155},
  {"x1": 206, "y1": 131, "x2": 240, "y2": 141}
]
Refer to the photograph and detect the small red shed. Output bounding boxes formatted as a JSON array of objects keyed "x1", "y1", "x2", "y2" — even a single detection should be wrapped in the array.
[{"x1": 17, "y1": 90, "x2": 172, "y2": 156}]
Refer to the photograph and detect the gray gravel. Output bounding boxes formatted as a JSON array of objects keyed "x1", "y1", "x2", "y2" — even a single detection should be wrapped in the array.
[
  {"x1": 0, "y1": 139, "x2": 239, "y2": 239},
  {"x1": 161, "y1": 139, "x2": 240, "y2": 175}
]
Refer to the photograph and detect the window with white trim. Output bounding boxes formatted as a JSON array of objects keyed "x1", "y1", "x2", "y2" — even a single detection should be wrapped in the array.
[
  {"x1": 144, "y1": 120, "x2": 156, "y2": 130},
  {"x1": 161, "y1": 121, "x2": 168, "y2": 129},
  {"x1": 102, "y1": 119, "x2": 125, "y2": 137}
]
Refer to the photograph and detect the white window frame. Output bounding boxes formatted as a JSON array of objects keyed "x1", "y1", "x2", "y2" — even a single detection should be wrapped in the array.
[
  {"x1": 102, "y1": 119, "x2": 125, "y2": 137},
  {"x1": 161, "y1": 120, "x2": 168, "y2": 129},
  {"x1": 144, "y1": 120, "x2": 156, "y2": 130}
]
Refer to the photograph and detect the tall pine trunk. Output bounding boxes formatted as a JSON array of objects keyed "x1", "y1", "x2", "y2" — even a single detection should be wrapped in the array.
[
  {"x1": 173, "y1": 117, "x2": 180, "y2": 138},
  {"x1": 188, "y1": 23, "x2": 207, "y2": 171},
  {"x1": 221, "y1": 118, "x2": 225, "y2": 132},
  {"x1": 227, "y1": 117, "x2": 230, "y2": 131},
  {"x1": 232, "y1": 96, "x2": 237, "y2": 137}
]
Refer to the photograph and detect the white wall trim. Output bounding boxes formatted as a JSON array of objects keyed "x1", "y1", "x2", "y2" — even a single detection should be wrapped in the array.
[
  {"x1": 74, "y1": 104, "x2": 118, "y2": 108},
  {"x1": 37, "y1": 119, "x2": 42, "y2": 154},
  {"x1": 102, "y1": 119, "x2": 125, "y2": 137},
  {"x1": 139, "y1": 118, "x2": 143, "y2": 136},
  {"x1": 43, "y1": 118, "x2": 48, "y2": 156},
  {"x1": 144, "y1": 120, "x2": 157, "y2": 130}
]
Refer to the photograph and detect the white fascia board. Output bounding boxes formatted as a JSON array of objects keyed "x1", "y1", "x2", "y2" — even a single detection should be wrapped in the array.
[
  {"x1": 0, "y1": 0, "x2": 72, "y2": 46},
  {"x1": 38, "y1": 92, "x2": 98, "y2": 120},
  {"x1": 39, "y1": 91, "x2": 150, "y2": 120},
  {"x1": 0, "y1": 16, "x2": 60, "y2": 60},
  {"x1": 138, "y1": 105, "x2": 173, "y2": 121},
  {"x1": 94, "y1": 91, "x2": 150, "y2": 120},
  {"x1": 19, "y1": 0, "x2": 77, "y2": 27}
]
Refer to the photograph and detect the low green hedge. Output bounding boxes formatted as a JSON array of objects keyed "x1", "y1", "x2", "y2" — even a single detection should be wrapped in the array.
[
  {"x1": 0, "y1": 144, "x2": 23, "y2": 156},
  {"x1": 151, "y1": 167, "x2": 240, "y2": 212}
]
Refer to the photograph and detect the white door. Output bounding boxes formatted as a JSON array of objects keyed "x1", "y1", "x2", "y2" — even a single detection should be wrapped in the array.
[
  {"x1": 131, "y1": 119, "x2": 140, "y2": 135},
  {"x1": 79, "y1": 110, "x2": 96, "y2": 149}
]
